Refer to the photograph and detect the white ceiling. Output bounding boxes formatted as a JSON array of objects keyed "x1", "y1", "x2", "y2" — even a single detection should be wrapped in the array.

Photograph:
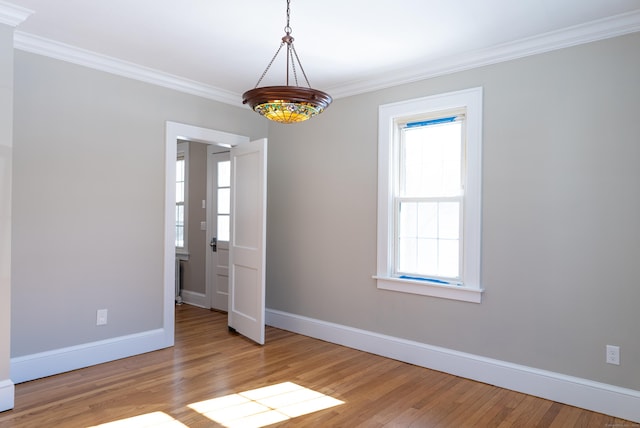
[{"x1": 4, "y1": 0, "x2": 640, "y2": 105}]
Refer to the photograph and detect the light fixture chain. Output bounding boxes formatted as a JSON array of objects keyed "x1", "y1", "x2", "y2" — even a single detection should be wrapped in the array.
[
  {"x1": 254, "y1": 42, "x2": 286, "y2": 88},
  {"x1": 285, "y1": 0, "x2": 291, "y2": 33},
  {"x1": 288, "y1": 45, "x2": 299, "y2": 86},
  {"x1": 290, "y1": 44, "x2": 312, "y2": 88}
]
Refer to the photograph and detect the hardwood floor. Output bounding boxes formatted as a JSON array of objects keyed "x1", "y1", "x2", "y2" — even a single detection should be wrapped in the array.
[{"x1": 0, "y1": 304, "x2": 634, "y2": 427}]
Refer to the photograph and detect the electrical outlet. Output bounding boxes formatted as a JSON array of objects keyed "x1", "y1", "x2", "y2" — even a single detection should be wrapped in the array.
[
  {"x1": 97, "y1": 309, "x2": 108, "y2": 326},
  {"x1": 606, "y1": 345, "x2": 620, "y2": 365}
]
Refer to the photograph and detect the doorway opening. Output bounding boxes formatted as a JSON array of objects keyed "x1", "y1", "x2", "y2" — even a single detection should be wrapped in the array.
[{"x1": 164, "y1": 122, "x2": 249, "y2": 346}]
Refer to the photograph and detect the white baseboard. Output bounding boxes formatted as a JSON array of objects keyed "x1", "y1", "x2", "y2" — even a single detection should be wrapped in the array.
[
  {"x1": 180, "y1": 290, "x2": 208, "y2": 309},
  {"x1": 10, "y1": 328, "x2": 170, "y2": 384},
  {"x1": 0, "y1": 379, "x2": 14, "y2": 412},
  {"x1": 265, "y1": 308, "x2": 640, "y2": 423}
]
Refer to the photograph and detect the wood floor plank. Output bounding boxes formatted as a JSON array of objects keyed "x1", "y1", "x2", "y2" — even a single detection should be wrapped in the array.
[{"x1": 0, "y1": 304, "x2": 634, "y2": 427}]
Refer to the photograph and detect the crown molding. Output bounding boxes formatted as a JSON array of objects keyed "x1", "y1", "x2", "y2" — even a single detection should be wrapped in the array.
[
  {"x1": 328, "y1": 9, "x2": 640, "y2": 99},
  {"x1": 0, "y1": 1, "x2": 33, "y2": 27},
  {"x1": 13, "y1": 31, "x2": 244, "y2": 107},
  {"x1": 11, "y1": 9, "x2": 640, "y2": 103}
]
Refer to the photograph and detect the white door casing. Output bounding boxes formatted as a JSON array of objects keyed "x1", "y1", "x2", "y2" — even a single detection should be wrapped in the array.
[
  {"x1": 165, "y1": 121, "x2": 249, "y2": 344},
  {"x1": 228, "y1": 138, "x2": 268, "y2": 345}
]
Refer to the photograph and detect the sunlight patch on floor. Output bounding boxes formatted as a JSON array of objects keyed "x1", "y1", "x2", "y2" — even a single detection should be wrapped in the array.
[
  {"x1": 188, "y1": 381, "x2": 345, "y2": 427},
  {"x1": 88, "y1": 411, "x2": 187, "y2": 427}
]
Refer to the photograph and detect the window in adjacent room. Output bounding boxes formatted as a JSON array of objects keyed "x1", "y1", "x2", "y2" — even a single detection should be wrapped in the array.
[
  {"x1": 375, "y1": 87, "x2": 483, "y2": 303},
  {"x1": 176, "y1": 142, "x2": 188, "y2": 251}
]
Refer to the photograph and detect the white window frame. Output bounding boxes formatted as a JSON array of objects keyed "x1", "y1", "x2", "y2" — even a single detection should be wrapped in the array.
[
  {"x1": 176, "y1": 141, "x2": 189, "y2": 256},
  {"x1": 375, "y1": 87, "x2": 483, "y2": 303}
]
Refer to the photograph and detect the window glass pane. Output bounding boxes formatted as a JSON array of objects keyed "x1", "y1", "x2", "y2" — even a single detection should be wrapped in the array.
[
  {"x1": 417, "y1": 202, "x2": 438, "y2": 239},
  {"x1": 218, "y1": 188, "x2": 230, "y2": 215},
  {"x1": 401, "y1": 121, "x2": 462, "y2": 198},
  {"x1": 176, "y1": 183, "x2": 184, "y2": 203},
  {"x1": 176, "y1": 205, "x2": 184, "y2": 227},
  {"x1": 218, "y1": 160, "x2": 231, "y2": 187},
  {"x1": 416, "y1": 238, "x2": 438, "y2": 275},
  {"x1": 218, "y1": 215, "x2": 230, "y2": 242},
  {"x1": 176, "y1": 205, "x2": 184, "y2": 247},
  {"x1": 176, "y1": 158, "x2": 185, "y2": 181},
  {"x1": 399, "y1": 201, "x2": 417, "y2": 238},
  {"x1": 438, "y1": 240, "x2": 459, "y2": 278},
  {"x1": 438, "y1": 202, "x2": 460, "y2": 240},
  {"x1": 398, "y1": 237, "x2": 417, "y2": 273},
  {"x1": 175, "y1": 227, "x2": 184, "y2": 247}
]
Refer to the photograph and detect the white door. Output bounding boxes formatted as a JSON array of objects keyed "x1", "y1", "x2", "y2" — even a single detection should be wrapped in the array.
[
  {"x1": 228, "y1": 138, "x2": 267, "y2": 345},
  {"x1": 206, "y1": 149, "x2": 231, "y2": 312}
]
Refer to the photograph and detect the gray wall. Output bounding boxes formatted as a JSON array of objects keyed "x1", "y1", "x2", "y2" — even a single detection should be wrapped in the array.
[
  {"x1": 8, "y1": 27, "x2": 640, "y2": 396},
  {"x1": 266, "y1": 32, "x2": 640, "y2": 390},
  {"x1": 11, "y1": 51, "x2": 266, "y2": 356},
  {"x1": 0, "y1": 23, "x2": 14, "y2": 403},
  {"x1": 182, "y1": 141, "x2": 208, "y2": 294}
]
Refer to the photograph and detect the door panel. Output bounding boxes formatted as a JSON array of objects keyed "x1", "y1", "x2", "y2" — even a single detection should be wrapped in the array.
[
  {"x1": 206, "y1": 150, "x2": 230, "y2": 312},
  {"x1": 228, "y1": 138, "x2": 267, "y2": 345}
]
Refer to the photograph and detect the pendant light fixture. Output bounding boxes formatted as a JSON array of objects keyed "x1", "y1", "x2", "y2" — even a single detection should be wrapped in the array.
[{"x1": 242, "y1": 0, "x2": 332, "y2": 124}]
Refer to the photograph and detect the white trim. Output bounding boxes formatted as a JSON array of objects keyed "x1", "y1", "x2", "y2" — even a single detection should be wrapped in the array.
[
  {"x1": 10, "y1": 11, "x2": 640, "y2": 101},
  {"x1": 13, "y1": 31, "x2": 242, "y2": 107},
  {"x1": 165, "y1": 122, "x2": 250, "y2": 336},
  {"x1": 0, "y1": 1, "x2": 33, "y2": 27},
  {"x1": 265, "y1": 308, "x2": 640, "y2": 423},
  {"x1": 180, "y1": 290, "x2": 208, "y2": 309},
  {"x1": 10, "y1": 329, "x2": 166, "y2": 384},
  {"x1": 374, "y1": 276, "x2": 483, "y2": 303},
  {"x1": 164, "y1": 126, "x2": 177, "y2": 347},
  {"x1": 329, "y1": 10, "x2": 640, "y2": 98},
  {"x1": 0, "y1": 379, "x2": 14, "y2": 411},
  {"x1": 166, "y1": 122, "x2": 249, "y2": 148},
  {"x1": 377, "y1": 87, "x2": 483, "y2": 302}
]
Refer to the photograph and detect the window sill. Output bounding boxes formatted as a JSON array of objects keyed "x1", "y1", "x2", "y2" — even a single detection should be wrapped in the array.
[
  {"x1": 176, "y1": 251, "x2": 189, "y2": 261},
  {"x1": 373, "y1": 276, "x2": 483, "y2": 303}
]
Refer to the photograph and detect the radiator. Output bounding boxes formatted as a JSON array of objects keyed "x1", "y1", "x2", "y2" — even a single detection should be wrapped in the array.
[{"x1": 175, "y1": 257, "x2": 183, "y2": 304}]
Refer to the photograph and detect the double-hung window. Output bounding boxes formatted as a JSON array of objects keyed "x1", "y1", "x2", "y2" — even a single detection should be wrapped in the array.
[
  {"x1": 376, "y1": 87, "x2": 483, "y2": 303},
  {"x1": 176, "y1": 142, "x2": 188, "y2": 252}
]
